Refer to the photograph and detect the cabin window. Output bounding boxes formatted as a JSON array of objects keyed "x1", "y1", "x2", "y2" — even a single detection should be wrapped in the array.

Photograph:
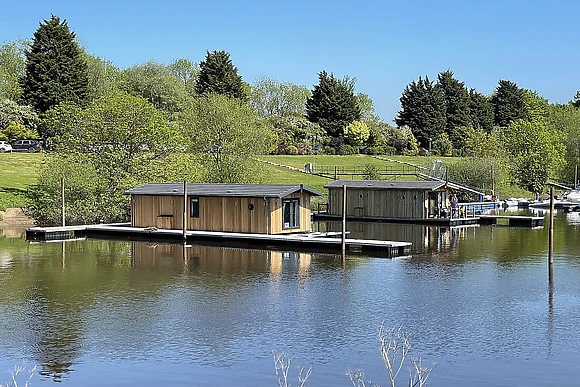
[
  {"x1": 190, "y1": 197, "x2": 199, "y2": 218},
  {"x1": 282, "y1": 198, "x2": 300, "y2": 229}
]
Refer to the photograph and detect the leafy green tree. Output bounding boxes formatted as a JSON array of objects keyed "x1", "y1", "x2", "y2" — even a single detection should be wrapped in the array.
[
  {"x1": 249, "y1": 76, "x2": 310, "y2": 118},
  {"x1": 436, "y1": 70, "x2": 470, "y2": 149},
  {"x1": 168, "y1": 58, "x2": 199, "y2": 95},
  {"x1": 0, "y1": 98, "x2": 39, "y2": 132},
  {"x1": 490, "y1": 80, "x2": 526, "y2": 127},
  {"x1": 465, "y1": 128, "x2": 505, "y2": 159},
  {"x1": 468, "y1": 89, "x2": 494, "y2": 132},
  {"x1": 29, "y1": 92, "x2": 183, "y2": 225},
  {"x1": 119, "y1": 61, "x2": 188, "y2": 115},
  {"x1": 344, "y1": 120, "x2": 369, "y2": 146},
  {"x1": 571, "y1": 91, "x2": 580, "y2": 108},
  {"x1": 22, "y1": 15, "x2": 88, "y2": 113},
  {"x1": 0, "y1": 121, "x2": 38, "y2": 142},
  {"x1": 433, "y1": 132, "x2": 453, "y2": 156},
  {"x1": 84, "y1": 52, "x2": 120, "y2": 101},
  {"x1": 0, "y1": 39, "x2": 28, "y2": 101},
  {"x1": 356, "y1": 92, "x2": 380, "y2": 125},
  {"x1": 396, "y1": 76, "x2": 446, "y2": 147},
  {"x1": 306, "y1": 71, "x2": 361, "y2": 147},
  {"x1": 268, "y1": 115, "x2": 324, "y2": 154},
  {"x1": 195, "y1": 50, "x2": 246, "y2": 100},
  {"x1": 522, "y1": 89, "x2": 549, "y2": 123},
  {"x1": 179, "y1": 94, "x2": 269, "y2": 183},
  {"x1": 502, "y1": 119, "x2": 565, "y2": 193},
  {"x1": 547, "y1": 104, "x2": 580, "y2": 183}
]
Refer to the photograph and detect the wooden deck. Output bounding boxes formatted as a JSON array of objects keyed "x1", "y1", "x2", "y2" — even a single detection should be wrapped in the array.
[
  {"x1": 25, "y1": 224, "x2": 412, "y2": 258},
  {"x1": 313, "y1": 213, "x2": 480, "y2": 227},
  {"x1": 478, "y1": 215, "x2": 544, "y2": 227}
]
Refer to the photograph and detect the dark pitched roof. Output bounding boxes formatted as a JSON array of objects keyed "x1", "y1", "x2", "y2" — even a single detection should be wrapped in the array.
[
  {"x1": 125, "y1": 183, "x2": 323, "y2": 198},
  {"x1": 324, "y1": 180, "x2": 446, "y2": 191}
]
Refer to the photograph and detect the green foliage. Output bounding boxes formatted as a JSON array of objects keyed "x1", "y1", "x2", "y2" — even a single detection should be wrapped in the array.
[
  {"x1": 502, "y1": 119, "x2": 565, "y2": 193},
  {"x1": 83, "y1": 52, "x2": 120, "y2": 101},
  {"x1": 547, "y1": 104, "x2": 580, "y2": 182},
  {"x1": 344, "y1": 120, "x2": 369, "y2": 146},
  {"x1": 285, "y1": 145, "x2": 299, "y2": 155},
  {"x1": 356, "y1": 92, "x2": 380, "y2": 125},
  {"x1": 167, "y1": 58, "x2": 199, "y2": 95},
  {"x1": 490, "y1": 80, "x2": 526, "y2": 127},
  {"x1": 449, "y1": 157, "x2": 509, "y2": 196},
  {"x1": 28, "y1": 92, "x2": 183, "y2": 225},
  {"x1": 22, "y1": 15, "x2": 88, "y2": 114},
  {"x1": 338, "y1": 144, "x2": 358, "y2": 155},
  {"x1": 396, "y1": 76, "x2": 446, "y2": 147},
  {"x1": 465, "y1": 128, "x2": 505, "y2": 158},
  {"x1": 119, "y1": 61, "x2": 188, "y2": 115},
  {"x1": 0, "y1": 39, "x2": 28, "y2": 101},
  {"x1": 433, "y1": 132, "x2": 452, "y2": 156},
  {"x1": 0, "y1": 121, "x2": 38, "y2": 142},
  {"x1": 0, "y1": 99, "x2": 39, "y2": 132},
  {"x1": 436, "y1": 70, "x2": 471, "y2": 149},
  {"x1": 249, "y1": 76, "x2": 310, "y2": 118},
  {"x1": 571, "y1": 91, "x2": 580, "y2": 109},
  {"x1": 269, "y1": 115, "x2": 324, "y2": 154},
  {"x1": 468, "y1": 89, "x2": 494, "y2": 132},
  {"x1": 362, "y1": 164, "x2": 381, "y2": 180},
  {"x1": 195, "y1": 51, "x2": 246, "y2": 100},
  {"x1": 179, "y1": 94, "x2": 268, "y2": 183},
  {"x1": 523, "y1": 89, "x2": 549, "y2": 123},
  {"x1": 306, "y1": 71, "x2": 361, "y2": 145}
]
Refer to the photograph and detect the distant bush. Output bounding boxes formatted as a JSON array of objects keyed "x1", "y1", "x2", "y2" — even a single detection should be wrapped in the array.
[
  {"x1": 285, "y1": 145, "x2": 298, "y2": 155},
  {"x1": 364, "y1": 145, "x2": 384, "y2": 155},
  {"x1": 363, "y1": 164, "x2": 381, "y2": 180},
  {"x1": 338, "y1": 144, "x2": 357, "y2": 155},
  {"x1": 322, "y1": 145, "x2": 336, "y2": 155}
]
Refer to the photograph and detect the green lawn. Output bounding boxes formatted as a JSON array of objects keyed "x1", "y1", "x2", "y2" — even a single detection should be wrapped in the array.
[{"x1": 0, "y1": 152, "x2": 44, "y2": 211}]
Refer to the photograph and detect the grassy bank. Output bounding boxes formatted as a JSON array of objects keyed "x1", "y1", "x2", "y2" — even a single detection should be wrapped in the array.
[{"x1": 0, "y1": 153, "x2": 44, "y2": 217}]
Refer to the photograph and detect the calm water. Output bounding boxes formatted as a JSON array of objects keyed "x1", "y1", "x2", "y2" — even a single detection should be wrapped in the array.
[{"x1": 0, "y1": 210, "x2": 579, "y2": 386}]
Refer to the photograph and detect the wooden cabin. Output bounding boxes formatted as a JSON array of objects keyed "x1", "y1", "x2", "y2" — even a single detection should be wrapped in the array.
[
  {"x1": 125, "y1": 183, "x2": 322, "y2": 234},
  {"x1": 325, "y1": 180, "x2": 452, "y2": 219}
]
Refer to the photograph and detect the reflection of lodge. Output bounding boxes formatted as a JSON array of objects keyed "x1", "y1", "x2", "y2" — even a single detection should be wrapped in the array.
[{"x1": 131, "y1": 242, "x2": 312, "y2": 275}]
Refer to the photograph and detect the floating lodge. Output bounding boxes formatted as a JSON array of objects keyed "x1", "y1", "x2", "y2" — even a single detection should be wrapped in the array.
[{"x1": 26, "y1": 180, "x2": 546, "y2": 256}]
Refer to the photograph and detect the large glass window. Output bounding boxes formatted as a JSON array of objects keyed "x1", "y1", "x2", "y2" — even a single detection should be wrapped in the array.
[
  {"x1": 190, "y1": 197, "x2": 199, "y2": 218},
  {"x1": 282, "y1": 198, "x2": 300, "y2": 229}
]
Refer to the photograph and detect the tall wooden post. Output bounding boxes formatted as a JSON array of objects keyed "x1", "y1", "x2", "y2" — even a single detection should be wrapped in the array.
[
  {"x1": 61, "y1": 177, "x2": 65, "y2": 227},
  {"x1": 342, "y1": 184, "x2": 347, "y2": 258},
  {"x1": 549, "y1": 187, "x2": 554, "y2": 270},
  {"x1": 575, "y1": 165, "x2": 578, "y2": 188},
  {"x1": 182, "y1": 181, "x2": 188, "y2": 243},
  {"x1": 491, "y1": 164, "x2": 495, "y2": 197}
]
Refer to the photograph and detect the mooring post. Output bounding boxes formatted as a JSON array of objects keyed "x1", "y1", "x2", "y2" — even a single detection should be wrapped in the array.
[
  {"x1": 61, "y1": 177, "x2": 65, "y2": 227},
  {"x1": 549, "y1": 186, "x2": 554, "y2": 269},
  {"x1": 575, "y1": 165, "x2": 578, "y2": 188},
  {"x1": 342, "y1": 184, "x2": 347, "y2": 258},
  {"x1": 183, "y1": 181, "x2": 188, "y2": 243}
]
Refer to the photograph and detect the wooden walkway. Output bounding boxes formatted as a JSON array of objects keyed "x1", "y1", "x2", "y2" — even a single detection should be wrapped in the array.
[
  {"x1": 25, "y1": 224, "x2": 412, "y2": 258},
  {"x1": 478, "y1": 215, "x2": 544, "y2": 227},
  {"x1": 313, "y1": 213, "x2": 480, "y2": 226}
]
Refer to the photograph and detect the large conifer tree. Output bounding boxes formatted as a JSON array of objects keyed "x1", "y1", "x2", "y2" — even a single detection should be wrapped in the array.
[
  {"x1": 468, "y1": 89, "x2": 495, "y2": 133},
  {"x1": 490, "y1": 80, "x2": 526, "y2": 127},
  {"x1": 396, "y1": 76, "x2": 446, "y2": 147},
  {"x1": 195, "y1": 50, "x2": 246, "y2": 100},
  {"x1": 436, "y1": 70, "x2": 470, "y2": 149},
  {"x1": 306, "y1": 71, "x2": 361, "y2": 147},
  {"x1": 22, "y1": 15, "x2": 88, "y2": 113}
]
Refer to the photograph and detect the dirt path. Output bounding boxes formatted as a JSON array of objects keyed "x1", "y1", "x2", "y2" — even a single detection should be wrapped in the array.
[{"x1": 0, "y1": 208, "x2": 35, "y2": 238}]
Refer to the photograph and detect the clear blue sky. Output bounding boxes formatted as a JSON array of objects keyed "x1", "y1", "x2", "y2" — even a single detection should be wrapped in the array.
[{"x1": 2, "y1": 0, "x2": 578, "y2": 122}]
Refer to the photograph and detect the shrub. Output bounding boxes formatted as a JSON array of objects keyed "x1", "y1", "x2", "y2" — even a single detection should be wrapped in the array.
[
  {"x1": 364, "y1": 145, "x2": 384, "y2": 155},
  {"x1": 322, "y1": 145, "x2": 336, "y2": 155},
  {"x1": 285, "y1": 145, "x2": 298, "y2": 155},
  {"x1": 338, "y1": 144, "x2": 357, "y2": 155}
]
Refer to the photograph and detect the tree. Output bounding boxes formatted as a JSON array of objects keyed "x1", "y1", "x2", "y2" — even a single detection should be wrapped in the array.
[
  {"x1": 0, "y1": 39, "x2": 28, "y2": 101},
  {"x1": 83, "y1": 52, "x2": 120, "y2": 101},
  {"x1": 436, "y1": 70, "x2": 471, "y2": 149},
  {"x1": 523, "y1": 89, "x2": 549, "y2": 123},
  {"x1": 269, "y1": 115, "x2": 324, "y2": 155},
  {"x1": 433, "y1": 132, "x2": 453, "y2": 156},
  {"x1": 249, "y1": 76, "x2": 310, "y2": 118},
  {"x1": 571, "y1": 91, "x2": 580, "y2": 109},
  {"x1": 356, "y1": 92, "x2": 380, "y2": 125},
  {"x1": 396, "y1": 76, "x2": 446, "y2": 147},
  {"x1": 168, "y1": 58, "x2": 199, "y2": 95},
  {"x1": 22, "y1": 15, "x2": 88, "y2": 113},
  {"x1": 0, "y1": 121, "x2": 38, "y2": 142},
  {"x1": 490, "y1": 80, "x2": 526, "y2": 127},
  {"x1": 195, "y1": 50, "x2": 246, "y2": 100},
  {"x1": 306, "y1": 71, "x2": 361, "y2": 147},
  {"x1": 344, "y1": 120, "x2": 369, "y2": 146},
  {"x1": 120, "y1": 61, "x2": 188, "y2": 115},
  {"x1": 0, "y1": 98, "x2": 39, "y2": 132},
  {"x1": 502, "y1": 119, "x2": 565, "y2": 193},
  {"x1": 468, "y1": 89, "x2": 494, "y2": 132},
  {"x1": 179, "y1": 94, "x2": 269, "y2": 183}
]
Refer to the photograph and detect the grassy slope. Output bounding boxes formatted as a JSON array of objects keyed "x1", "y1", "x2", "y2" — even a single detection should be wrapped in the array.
[{"x1": 0, "y1": 153, "x2": 44, "y2": 211}]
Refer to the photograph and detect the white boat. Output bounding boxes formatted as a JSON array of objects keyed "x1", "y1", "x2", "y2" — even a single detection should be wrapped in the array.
[
  {"x1": 502, "y1": 198, "x2": 520, "y2": 207},
  {"x1": 566, "y1": 188, "x2": 580, "y2": 203}
]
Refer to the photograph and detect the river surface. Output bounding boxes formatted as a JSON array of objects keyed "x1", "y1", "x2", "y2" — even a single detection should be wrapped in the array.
[{"x1": 0, "y1": 210, "x2": 579, "y2": 386}]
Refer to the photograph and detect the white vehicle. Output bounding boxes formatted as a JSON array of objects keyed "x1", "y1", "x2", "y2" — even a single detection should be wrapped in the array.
[{"x1": 0, "y1": 141, "x2": 12, "y2": 152}]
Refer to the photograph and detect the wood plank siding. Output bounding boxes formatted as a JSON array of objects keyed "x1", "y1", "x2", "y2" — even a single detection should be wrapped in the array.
[{"x1": 131, "y1": 192, "x2": 312, "y2": 234}]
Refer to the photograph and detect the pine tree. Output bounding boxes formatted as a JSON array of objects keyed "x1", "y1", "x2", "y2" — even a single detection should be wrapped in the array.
[
  {"x1": 22, "y1": 15, "x2": 88, "y2": 113},
  {"x1": 195, "y1": 50, "x2": 246, "y2": 100},
  {"x1": 396, "y1": 76, "x2": 446, "y2": 147},
  {"x1": 572, "y1": 91, "x2": 580, "y2": 108},
  {"x1": 306, "y1": 71, "x2": 361, "y2": 147},
  {"x1": 490, "y1": 80, "x2": 526, "y2": 127},
  {"x1": 468, "y1": 89, "x2": 494, "y2": 132},
  {"x1": 436, "y1": 70, "x2": 470, "y2": 149}
]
